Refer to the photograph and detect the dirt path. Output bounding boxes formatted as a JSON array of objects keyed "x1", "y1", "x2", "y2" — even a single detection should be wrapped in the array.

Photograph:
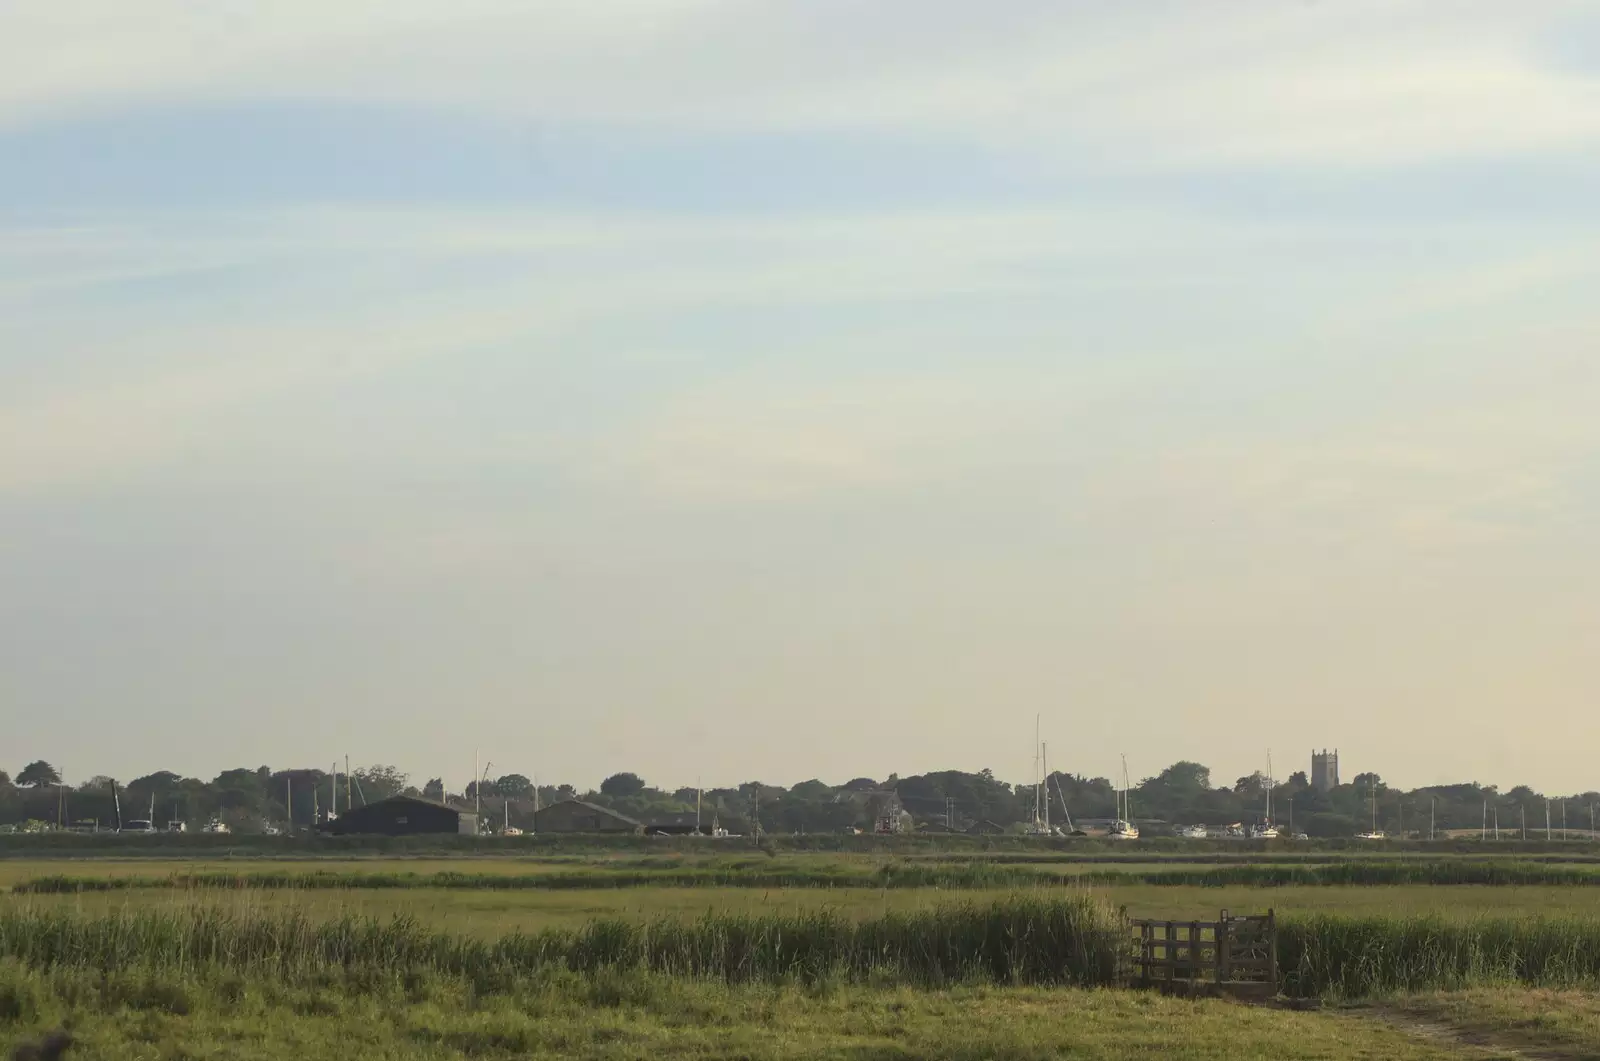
[{"x1": 1358, "y1": 1007, "x2": 1569, "y2": 1061}]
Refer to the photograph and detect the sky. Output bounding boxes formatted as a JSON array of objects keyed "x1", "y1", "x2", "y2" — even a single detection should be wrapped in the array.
[{"x1": 3, "y1": 1, "x2": 1598, "y2": 796}]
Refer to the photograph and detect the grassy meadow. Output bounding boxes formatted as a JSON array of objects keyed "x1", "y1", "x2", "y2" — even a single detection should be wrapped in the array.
[
  {"x1": 0, "y1": 964, "x2": 1469, "y2": 1061},
  {"x1": 8, "y1": 848, "x2": 1600, "y2": 1058}
]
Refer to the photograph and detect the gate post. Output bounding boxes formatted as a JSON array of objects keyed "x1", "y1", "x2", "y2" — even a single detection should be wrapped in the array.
[
  {"x1": 1217, "y1": 909, "x2": 1231, "y2": 983},
  {"x1": 1189, "y1": 920, "x2": 1202, "y2": 989},
  {"x1": 1266, "y1": 908, "x2": 1278, "y2": 994}
]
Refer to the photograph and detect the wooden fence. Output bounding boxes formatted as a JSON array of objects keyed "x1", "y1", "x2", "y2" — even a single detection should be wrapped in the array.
[{"x1": 1129, "y1": 909, "x2": 1278, "y2": 999}]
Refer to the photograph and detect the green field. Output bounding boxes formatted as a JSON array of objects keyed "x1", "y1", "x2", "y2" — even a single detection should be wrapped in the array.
[
  {"x1": 11, "y1": 881, "x2": 1600, "y2": 937},
  {"x1": 7, "y1": 851, "x2": 1600, "y2": 1058}
]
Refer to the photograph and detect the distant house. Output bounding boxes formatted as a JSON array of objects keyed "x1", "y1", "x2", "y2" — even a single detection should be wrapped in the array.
[
  {"x1": 965, "y1": 819, "x2": 1005, "y2": 835},
  {"x1": 322, "y1": 794, "x2": 478, "y2": 836},
  {"x1": 532, "y1": 799, "x2": 643, "y2": 834}
]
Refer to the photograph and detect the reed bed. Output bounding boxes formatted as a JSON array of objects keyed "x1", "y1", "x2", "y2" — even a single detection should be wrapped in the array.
[
  {"x1": 0, "y1": 895, "x2": 1125, "y2": 989},
  {"x1": 7, "y1": 898, "x2": 1600, "y2": 999},
  {"x1": 1281, "y1": 914, "x2": 1600, "y2": 997}
]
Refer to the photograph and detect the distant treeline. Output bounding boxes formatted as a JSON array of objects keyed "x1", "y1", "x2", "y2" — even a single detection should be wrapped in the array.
[{"x1": 5, "y1": 756, "x2": 1598, "y2": 840}]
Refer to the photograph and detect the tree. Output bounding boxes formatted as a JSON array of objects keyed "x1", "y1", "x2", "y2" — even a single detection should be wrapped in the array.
[
  {"x1": 495, "y1": 774, "x2": 533, "y2": 798},
  {"x1": 1352, "y1": 772, "x2": 1384, "y2": 791},
  {"x1": 16, "y1": 761, "x2": 60, "y2": 787},
  {"x1": 1155, "y1": 761, "x2": 1211, "y2": 791},
  {"x1": 0, "y1": 770, "x2": 11, "y2": 787},
  {"x1": 1234, "y1": 771, "x2": 1267, "y2": 794},
  {"x1": 600, "y1": 772, "x2": 646, "y2": 798},
  {"x1": 130, "y1": 771, "x2": 184, "y2": 793},
  {"x1": 354, "y1": 765, "x2": 408, "y2": 800},
  {"x1": 422, "y1": 778, "x2": 445, "y2": 801}
]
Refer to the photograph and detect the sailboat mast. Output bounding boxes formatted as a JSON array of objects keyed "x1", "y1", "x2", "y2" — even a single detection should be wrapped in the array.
[
  {"x1": 1121, "y1": 754, "x2": 1131, "y2": 824},
  {"x1": 1033, "y1": 715, "x2": 1042, "y2": 827},
  {"x1": 1042, "y1": 742, "x2": 1050, "y2": 831}
]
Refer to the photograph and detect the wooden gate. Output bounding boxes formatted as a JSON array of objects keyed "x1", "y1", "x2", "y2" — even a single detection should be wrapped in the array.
[{"x1": 1129, "y1": 909, "x2": 1278, "y2": 999}]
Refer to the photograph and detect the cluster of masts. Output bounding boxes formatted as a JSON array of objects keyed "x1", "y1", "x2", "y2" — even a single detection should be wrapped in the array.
[
  {"x1": 1027, "y1": 726, "x2": 1290, "y2": 842},
  {"x1": 1026, "y1": 716, "x2": 1138, "y2": 840}
]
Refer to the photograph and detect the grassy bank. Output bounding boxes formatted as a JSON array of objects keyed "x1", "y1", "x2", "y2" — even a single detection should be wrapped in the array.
[
  {"x1": 16, "y1": 859, "x2": 1600, "y2": 894},
  {"x1": 5, "y1": 830, "x2": 1598, "y2": 859},
  {"x1": 10, "y1": 863, "x2": 1050, "y2": 893}
]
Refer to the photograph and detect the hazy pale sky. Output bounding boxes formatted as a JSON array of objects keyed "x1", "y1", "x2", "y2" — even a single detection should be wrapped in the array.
[{"x1": 3, "y1": 2, "x2": 1598, "y2": 795}]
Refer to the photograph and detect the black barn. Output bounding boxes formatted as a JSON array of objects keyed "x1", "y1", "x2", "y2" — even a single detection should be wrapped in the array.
[{"x1": 321, "y1": 794, "x2": 478, "y2": 836}]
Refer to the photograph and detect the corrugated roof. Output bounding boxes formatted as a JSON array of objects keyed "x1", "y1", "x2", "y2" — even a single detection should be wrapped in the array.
[
  {"x1": 346, "y1": 793, "x2": 475, "y2": 816},
  {"x1": 536, "y1": 799, "x2": 642, "y2": 827}
]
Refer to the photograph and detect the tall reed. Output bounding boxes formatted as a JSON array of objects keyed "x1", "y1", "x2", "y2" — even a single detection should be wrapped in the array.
[
  {"x1": 1280, "y1": 914, "x2": 1600, "y2": 997},
  {"x1": 0, "y1": 895, "x2": 1126, "y2": 988}
]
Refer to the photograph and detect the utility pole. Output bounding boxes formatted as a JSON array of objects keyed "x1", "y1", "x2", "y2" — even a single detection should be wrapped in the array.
[
  {"x1": 1562, "y1": 801, "x2": 1567, "y2": 841},
  {"x1": 1430, "y1": 797, "x2": 1435, "y2": 842},
  {"x1": 1481, "y1": 800, "x2": 1487, "y2": 842},
  {"x1": 946, "y1": 796, "x2": 957, "y2": 831},
  {"x1": 1521, "y1": 804, "x2": 1526, "y2": 840},
  {"x1": 1546, "y1": 800, "x2": 1552, "y2": 842},
  {"x1": 1288, "y1": 798, "x2": 1293, "y2": 837},
  {"x1": 285, "y1": 777, "x2": 292, "y2": 832},
  {"x1": 345, "y1": 755, "x2": 352, "y2": 813}
]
